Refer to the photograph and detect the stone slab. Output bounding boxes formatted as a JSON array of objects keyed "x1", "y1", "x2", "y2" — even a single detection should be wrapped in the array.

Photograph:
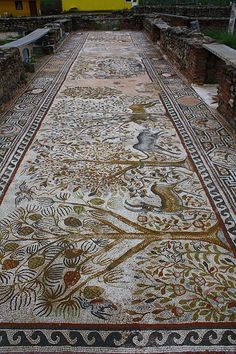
[
  {"x1": 0, "y1": 28, "x2": 50, "y2": 49},
  {"x1": 203, "y1": 42, "x2": 236, "y2": 67}
]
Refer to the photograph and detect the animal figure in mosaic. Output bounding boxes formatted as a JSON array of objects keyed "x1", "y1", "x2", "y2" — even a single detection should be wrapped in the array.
[{"x1": 133, "y1": 130, "x2": 180, "y2": 160}]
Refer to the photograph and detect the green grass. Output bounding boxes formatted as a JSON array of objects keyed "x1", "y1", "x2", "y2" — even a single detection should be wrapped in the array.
[
  {"x1": 0, "y1": 35, "x2": 20, "y2": 45},
  {"x1": 0, "y1": 38, "x2": 13, "y2": 45},
  {"x1": 203, "y1": 30, "x2": 236, "y2": 49}
]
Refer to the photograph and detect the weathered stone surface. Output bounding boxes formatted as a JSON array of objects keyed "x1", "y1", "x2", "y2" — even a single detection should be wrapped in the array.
[
  {"x1": 134, "y1": 5, "x2": 231, "y2": 18},
  {"x1": 0, "y1": 6, "x2": 231, "y2": 33},
  {"x1": 0, "y1": 48, "x2": 24, "y2": 108},
  {"x1": 218, "y1": 66, "x2": 236, "y2": 130},
  {"x1": 0, "y1": 16, "x2": 72, "y2": 32},
  {"x1": 0, "y1": 14, "x2": 141, "y2": 32},
  {"x1": 160, "y1": 26, "x2": 208, "y2": 84}
]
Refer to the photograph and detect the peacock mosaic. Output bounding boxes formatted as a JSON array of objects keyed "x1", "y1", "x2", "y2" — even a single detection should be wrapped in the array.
[{"x1": 0, "y1": 31, "x2": 235, "y2": 329}]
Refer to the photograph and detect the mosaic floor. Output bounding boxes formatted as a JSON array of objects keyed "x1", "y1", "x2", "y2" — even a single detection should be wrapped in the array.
[{"x1": 0, "y1": 31, "x2": 235, "y2": 353}]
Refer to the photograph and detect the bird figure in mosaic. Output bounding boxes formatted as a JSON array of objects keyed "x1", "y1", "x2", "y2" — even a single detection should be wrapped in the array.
[{"x1": 77, "y1": 296, "x2": 117, "y2": 320}]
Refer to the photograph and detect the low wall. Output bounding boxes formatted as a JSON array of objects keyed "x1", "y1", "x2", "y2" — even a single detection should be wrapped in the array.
[
  {"x1": 0, "y1": 16, "x2": 60, "y2": 32},
  {"x1": 158, "y1": 14, "x2": 231, "y2": 32},
  {"x1": 0, "y1": 48, "x2": 25, "y2": 107},
  {"x1": 135, "y1": 6, "x2": 231, "y2": 18},
  {"x1": 143, "y1": 14, "x2": 232, "y2": 34},
  {"x1": 0, "y1": 7, "x2": 231, "y2": 33},
  {"x1": 154, "y1": 23, "x2": 236, "y2": 129},
  {"x1": 0, "y1": 16, "x2": 72, "y2": 32},
  {"x1": 67, "y1": 14, "x2": 142, "y2": 31},
  {"x1": 218, "y1": 66, "x2": 236, "y2": 130},
  {"x1": 143, "y1": 18, "x2": 160, "y2": 41},
  {"x1": 0, "y1": 13, "x2": 141, "y2": 32},
  {"x1": 160, "y1": 27, "x2": 208, "y2": 84}
]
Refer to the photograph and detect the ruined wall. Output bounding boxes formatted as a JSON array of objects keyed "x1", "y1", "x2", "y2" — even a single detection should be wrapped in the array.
[
  {"x1": 135, "y1": 5, "x2": 231, "y2": 18},
  {"x1": 143, "y1": 18, "x2": 160, "y2": 41},
  {"x1": 218, "y1": 66, "x2": 236, "y2": 130},
  {"x1": 0, "y1": 6, "x2": 231, "y2": 33},
  {"x1": 0, "y1": 13, "x2": 141, "y2": 32},
  {"x1": 205, "y1": 52, "x2": 225, "y2": 84},
  {"x1": 145, "y1": 19, "x2": 236, "y2": 130},
  {"x1": 71, "y1": 14, "x2": 142, "y2": 31},
  {"x1": 0, "y1": 48, "x2": 25, "y2": 107},
  {"x1": 160, "y1": 27, "x2": 208, "y2": 84},
  {"x1": 0, "y1": 16, "x2": 61, "y2": 32},
  {"x1": 0, "y1": 15, "x2": 73, "y2": 33},
  {"x1": 158, "y1": 14, "x2": 230, "y2": 32}
]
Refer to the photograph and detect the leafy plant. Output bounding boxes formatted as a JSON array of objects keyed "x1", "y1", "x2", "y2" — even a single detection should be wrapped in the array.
[{"x1": 204, "y1": 30, "x2": 236, "y2": 50}]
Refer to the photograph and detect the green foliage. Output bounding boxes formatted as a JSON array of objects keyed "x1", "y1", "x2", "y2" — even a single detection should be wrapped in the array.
[
  {"x1": 20, "y1": 72, "x2": 27, "y2": 82},
  {"x1": 0, "y1": 35, "x2": 20, "y2": 45},
  {"x1": 204, "y1": 30, "x2": 236, "y2": 49},
  {"x1": 139, "y1": 0, "x2": 231, "y2": 5},
  {"x1": 41, "y1": 0, "x2": 62, "y2": 15},
  {"x1": 205, "y1": 75, "x2": 217, "y2": 85}
]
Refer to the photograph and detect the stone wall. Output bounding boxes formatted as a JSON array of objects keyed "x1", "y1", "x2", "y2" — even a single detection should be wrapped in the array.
[
  {"x1": 158, "y1": 26, "x2": 230, "y2": 86},
  {"x1": 143, "y1": 17, "x2": 170, "y2": 41},
  {"x1": 0, "y1": 13, "x2": 141, "y2": 32},
  {"x1": 0, "y1": 16, "x2": 61, "y2": 32},
  {"x1": 157, "y1": 14, "x2": 231, "y2": 32},
  {"x1": 69, "y1": 14, "x2": 142, "y2": 31},
  {"x1": 0, "y1": 48, "x2": 25, "y2": 107},
  {"x1": 218, "y1": 66, "x2": 236, "y2": 130},
  {"x1": 205, "y1": 52, "x2": 225, "y2": 84},
  {"x1": 135, "y1": 5, "x2": 231, "y2": 18},
  {"x1": 146, "y1": 20, "x2": 236, "y2": 130},
  {"x1": 143, "y1": 18, "x2": 160, "y2": 41},
  {"x1": 143, "y1": 13, "x2": 232, "y2": 33},
  {"x1": 0, "y1": 6, "x2": 231, "y2": 33},
  {"x1": 160, "y1": 27, "x2": 209, "y2": 84}
]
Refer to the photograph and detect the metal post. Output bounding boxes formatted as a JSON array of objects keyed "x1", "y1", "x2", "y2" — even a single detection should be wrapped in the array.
[{"x1": 228, "y1": 2, "x2": 236, "y2": 35}]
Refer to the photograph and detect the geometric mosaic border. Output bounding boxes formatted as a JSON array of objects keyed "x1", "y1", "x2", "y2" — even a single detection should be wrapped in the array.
[
  {"x1": 133, "y1": 35, "x2": 236, "y2": 252},
  {"x1": 0, "y1": 324, "x2": 235, "y2": 352},
  {"x1": 0, "y1": 33, "x2": 88, "y2": 203}
]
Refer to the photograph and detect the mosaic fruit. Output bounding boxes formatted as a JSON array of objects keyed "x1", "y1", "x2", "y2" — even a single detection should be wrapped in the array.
[
  {"x1": 2, "y1": 259, "x2": 19, "y2": 270},
  {"x1": 73, "y1": 206, "x2": 84, "y2": 214},
  {"x1": 64, "y1": 249, "x2": 83, "y2": 259},
  {"x1": 83, "y1": 286, "x2": 104, "y2": 299},
  {"x1": 4, "y1": 243, "x2": 19, "y2": 252},
  {"x1": 90, "y1": 198, "x2": 105, "y2": 205},
  {"x1": 18, "y1": 226, "x2": 34, "y2": 236},
  {"x1": 64, "y1": 217, "x2": 82, "y2": 227},
  {"x1": 29, "y1": 214, "x2": 42, "y2": 221},
  {"x1": 64, "y1": 271, "x2": 80, "y2": 288},
  {"x1": 28, "y1": 256, "x2": 45, "y2": 269}
]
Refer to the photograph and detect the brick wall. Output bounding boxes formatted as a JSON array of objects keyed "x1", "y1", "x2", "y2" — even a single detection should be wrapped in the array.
[
  {"x1": 205, "y1": 52, "x2": 225, "y2": 84},
  {"x1": 71, "y1": 14, "x2": 142, "y2": 31},
  {"x1": 218, "y1": 66, "x2": 236, "y2": 130},
  {"x1": 160, "y1": 27, "x2": 208, "y2": 84},
  {"x1": 143, "y1": 18, "x2": 160, "y2": 41},
  {"x1": 0, "y1": 48, "x2": 25, "y2": 107},
  {"x1": 0, "y1": 13, "x2": 142, "y2": 32}
]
